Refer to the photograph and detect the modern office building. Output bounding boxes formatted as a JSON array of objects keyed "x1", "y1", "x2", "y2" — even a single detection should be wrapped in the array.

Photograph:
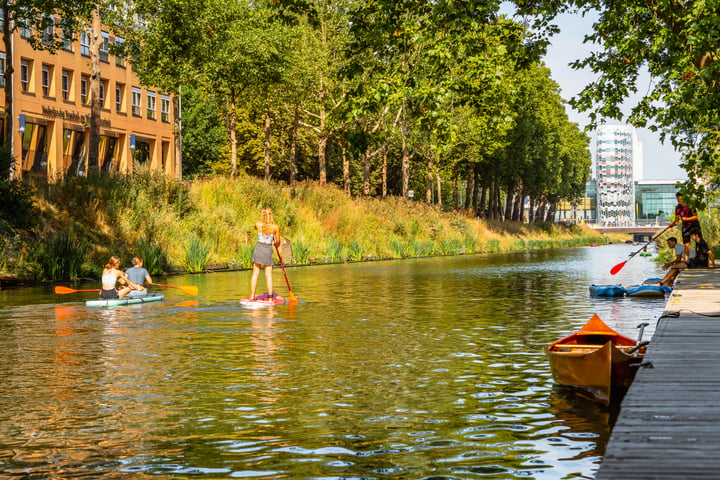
[
  {"x1": 596, "y1": 125, "x2": 638, "y2": 226},
  {"x1": 0, "y1": 16, "x2": 178, "y2": 181},
  {"x1": 635, "y1": 180, "x2": 680, "y2": 224}
]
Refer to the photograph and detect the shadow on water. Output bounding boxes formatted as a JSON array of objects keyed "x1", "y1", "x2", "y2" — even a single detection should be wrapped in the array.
[{"x1": 0, "y1": 244, "x2": 668, "y2": 479}]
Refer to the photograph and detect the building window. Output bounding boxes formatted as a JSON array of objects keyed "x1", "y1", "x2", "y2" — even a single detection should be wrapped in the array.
[
  {"x1": 81, "y1": 75, "x2": 89, "y2": 104},
  {"x1": 0, "y1": 53, "x2": 5, "y2": 88},
  {"x1": 20, "y1": 59, "x2": 31, "y2": 92},
  {"x1": 131, "y1": 87, "x2": 142, "y2": 116},
  {"x1": 146, "y1": 91, "x2": 156, "y2": 120},
  {"x1": 80, "y1": 31, "x2": 90, "y2": 56},
  {"x1": 62, "y1": 24, "x2": 73, "y2": 51},
  {"x1": 100, "y1": 31, "x2": 109, "y2": 62},
  {"x1": 161, "y1": 95, "x2": 170, "y2": 123},
  {"x1": 114, "y1": 36, "x2": 125, "y2": 67},
  {"x1": 20, "y1": 26, "x2": 30, "y2": 39},
  {"x1": 42, "y1": 15, "x2": 54, "y2": 45},
  {"x1": 100, "y1": 79, "x2": 107, "y2": 107},
  {"x1": 61, "y1": 70, "x2": 71, "y2": 101},
  {"x1": 41, "y1": 64, "x2": 52, "y2": 96},
  {"x1": 116, "y1": 83, "x2": 125, "y2": 112}
]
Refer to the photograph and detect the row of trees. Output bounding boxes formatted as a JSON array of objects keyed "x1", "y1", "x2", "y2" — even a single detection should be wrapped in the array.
[{"x1": 11, "y1": 1, "x2": 712, "y2": 218}]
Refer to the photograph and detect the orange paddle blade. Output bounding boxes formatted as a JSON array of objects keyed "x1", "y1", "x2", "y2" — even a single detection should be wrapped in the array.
[
  {"x1": 178, "y1": 285, "x2": 199, "y2": 295},
  {"x1": 54, "y1": 286, "x2": 100, "y2": 294}
]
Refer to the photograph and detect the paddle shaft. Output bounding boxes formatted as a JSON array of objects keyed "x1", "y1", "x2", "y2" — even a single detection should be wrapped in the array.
[
  {"x1": 610, "y1": 223, "x2": 675, "y2": 275},
  {"x1": 149, "y1": 283, "x2": 198, "y2": 295},
  {"x1": 275, "y1": 246, "x2": 298, "y2": 302}
]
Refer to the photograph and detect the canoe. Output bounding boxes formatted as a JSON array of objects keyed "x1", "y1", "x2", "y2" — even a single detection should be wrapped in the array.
[
  {"x1": 624, "y1": 285, "x2": 671, "y2": 297},
  {"x1": 589, "y1": 284, "x2": 626, "y2": 297},
  {"x1": 86, "y1": 292, "x2": 164, "y2": 307},
  {"x1": 240, "y1": 292, "x2": 285, "y2": 309},
  {"x1": 545, "y1": 313, "x2": 647, "y2": 405}
]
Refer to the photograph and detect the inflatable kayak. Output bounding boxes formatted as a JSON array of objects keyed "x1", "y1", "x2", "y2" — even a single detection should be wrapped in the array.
[
  {"x1": 240, "y1": 292, "x2": 285, "y2": 309},
  {"x1": 86, "y1": 292, "x2": 164, "y2": 307},
  {"x1": 624, "y1": 285, "x2": 671, "y2": 297},
  {"x1": 589, "y1": 284, "x2": 626, "y2": 297}
]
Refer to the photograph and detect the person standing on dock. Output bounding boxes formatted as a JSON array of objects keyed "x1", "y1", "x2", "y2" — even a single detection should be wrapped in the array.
[
  {"x1": 672, "y1": 192, "x2": 701, "y2": 262},
  {"x1": 249, "y1": 208, "x2": 281, "y2": 301}
]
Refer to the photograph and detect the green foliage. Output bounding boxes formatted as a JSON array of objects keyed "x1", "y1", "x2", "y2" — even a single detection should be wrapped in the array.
[
  {"x1": 486, "y1": 239, "x2": 501, "y2": 252},
  {"x1": 137, "y1": 239, "x2": 168, "y2": 275},
  {"x1": 391, "y1": 239, "x2": 407, "y2": 258},
  {"x1": 325, "y1": 238, "x2": 345, "y2": 262},
  {"x1": 184, "y1": 236, "x2": 212, "y2": 272},
  {"x1": 347, "y1": 240, "x2": 364, "y2": 261},
  {"x1": 24, "y1": 232, "x2": 87, "y2": 281},
  {"x1": 0, "y1": 146, "x2": 36, "y2": 233},
  {"x1": 292, "y1": 239, "x2": 311, "y2": 264}
]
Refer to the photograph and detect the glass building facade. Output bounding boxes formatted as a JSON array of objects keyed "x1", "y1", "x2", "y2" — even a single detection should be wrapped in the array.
[
  {"x1": 635, "y1": 181, "x2": 679, "y2": 224},
  {"x1": 596, "y1": 125, "x2": 637, "y2": 226}
]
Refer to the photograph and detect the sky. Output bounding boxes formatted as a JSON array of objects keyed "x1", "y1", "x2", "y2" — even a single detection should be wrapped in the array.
[{"x1": 528, "y1": 9, "x2": 688, "y2": 182}]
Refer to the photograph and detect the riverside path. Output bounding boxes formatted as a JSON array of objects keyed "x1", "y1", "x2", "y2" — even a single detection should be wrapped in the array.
[{"x1": 596, "y1": 268, "x2": 720, "y2": 479}]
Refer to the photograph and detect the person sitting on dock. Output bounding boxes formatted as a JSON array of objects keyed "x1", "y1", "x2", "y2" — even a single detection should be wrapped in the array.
[
  {"x1": 125, "y1": 256, "x2": 153, "y2": 298},
  {"x1": 651, "y1": 237, "x2": 696, "y2": 287},
  {"x1": 686, "y1": 228, "x2": 715, "y2": 269}
]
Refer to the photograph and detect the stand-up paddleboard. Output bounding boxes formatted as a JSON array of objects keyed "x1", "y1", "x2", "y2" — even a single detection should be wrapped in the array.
[
  {"x1": 240, "y1": 292, "x2": 285, "y2": 309},
  {"x1": 86, "y1": 292, "x2": 164, "y2": 307}
]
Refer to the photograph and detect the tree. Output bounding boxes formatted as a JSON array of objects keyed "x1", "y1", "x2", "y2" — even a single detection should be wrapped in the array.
[{"x1": 516, "y1": 0, "x2": 720, "y2": 201}]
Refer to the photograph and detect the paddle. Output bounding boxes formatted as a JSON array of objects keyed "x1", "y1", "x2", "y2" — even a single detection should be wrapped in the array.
[
  {"x1": 610, "y1": 224, "x2": 675, "y2": 275},
  {"x1": 149, "y1": 283, "x2": 199, "y2": 295},
  {"x1": 275, "y1": 245, "x2": 298, "y2": 303},
  {"x1": 54, "y1": 286, "x2": 100, "y2": 294}
]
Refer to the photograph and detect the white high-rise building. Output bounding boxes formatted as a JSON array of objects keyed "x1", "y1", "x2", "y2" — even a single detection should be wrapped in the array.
[{"x1": 596, "y1": 125, "x2": 639, "y2": 226}]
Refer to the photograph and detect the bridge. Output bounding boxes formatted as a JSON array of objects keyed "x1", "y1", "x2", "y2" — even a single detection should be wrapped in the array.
[{"x1": 589, "y1": 224, "x2": 672, "y2": 242}]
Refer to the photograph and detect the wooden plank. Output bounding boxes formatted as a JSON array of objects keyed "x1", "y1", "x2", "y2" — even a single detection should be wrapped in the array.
[{"x1": 596, "y1": 269, "x2": 720, "y2": 480}]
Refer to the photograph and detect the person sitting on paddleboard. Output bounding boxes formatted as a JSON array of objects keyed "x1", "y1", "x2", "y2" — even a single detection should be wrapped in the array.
[
  {"x1": 125, "y1": 256, "x2": 153, "y2": 298},
  {"x1": 100, "y1": 256, "x2": 139, "y2": 299},
  {"x1": 249, "y1": 208, "x2": 281, "y2": 301}
]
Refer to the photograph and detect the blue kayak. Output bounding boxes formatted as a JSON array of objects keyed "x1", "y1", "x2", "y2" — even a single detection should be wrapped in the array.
[
  {"x1": 589, "y1": 284, "x2": 626, "y2": 297},
  {"x1": 624, "y1": 285, "x2": 671, "y2": 297},
  {"x1": 86, "y1": 292, "x2": 164, "y2": 307}
]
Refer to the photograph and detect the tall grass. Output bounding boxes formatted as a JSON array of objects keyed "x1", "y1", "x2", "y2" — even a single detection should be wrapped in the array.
[
  {"x1": 137, "y1": 239, "x2": 168, "y2": 275},
  {"x1": 292, "y1": 238, "x2": 311, "y2": 264},
  {"x1": 24, "y1": 232, "x2": 87, "y2": 281},
  {"x1": 325, "y1": 238, "x2": 345, "y2": 262},
  {"x1": 184, "y1": 236, "x2": 212, "y2": 272},
  {"x1": 347, "y1": 240, "x2": 364, "y2": 261}
]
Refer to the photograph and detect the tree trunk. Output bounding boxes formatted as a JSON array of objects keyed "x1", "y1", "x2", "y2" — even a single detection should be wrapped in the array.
[
  {"x1": 401, "y1": 128, "x2": 410, "y2": 197},
  {"x1": 472, "y1": 166, "x2": 480, "y2": 215},
  {"x1": 426, "y1": 157, "x2": 432, "y2": 203},
  {"x1": 382, "y1": 147, "x2": 388, "y2": 198},
  {"x1": 229, "y1": 93, "x2": 237, "y2": 177},
  {"x1": 452, "y1": 165, "x2": 458, "y2": 211},
  {"x1": 436, "y1": 171, "x2": 442, "y2": 207},
  {"x1": 479, "y1": 187, "x2": 487, "y2": 219},
  {"x1": 546, "y1": 202, "x2": 557, "y2": 223},
  {"x1": 528, "y1": 196, "x2": 535, "y2": 222},
  {"x1": 494, "y1": 180, "x2": 502, "y2": 220},
  {"x1": 535, "y1": 197, "x2": 547, "y2": 223},
  {"x1": 465, "y1": 161, "x2": 475, "y2": 210},
  {"x1": 88, "y1": 7, "x2": 102, "y2": 175},
  {"x1": 505, "y1": 182, "x2": 515, "y2": 221},
  {"x1": 362, "y1": 146, "x2": 371, "y2": 196},
  {"x1": 264, "y1": 110, "x2": 271, "y2": 180},
  {"x1": 289, "y1": 104, "x2": 298, "y2": 186},
  {"x1": 318, "y1": 107, "x2": 327, "y2": 184},
  {"x1": 516, "y1": 185, "x2": 525, "y2": 222},
  {"x1": 488, "y1": 183, "x2": 495, "y2": 219},
  {"x1": 342, "y1": 143, "x2": 349, "y2": 194}
]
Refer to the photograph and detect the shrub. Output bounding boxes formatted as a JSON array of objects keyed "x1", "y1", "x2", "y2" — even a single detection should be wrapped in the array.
[
  {"x1": 26, "y1": 232, "x2": 87, "y2": 281},
  {"x1": 347, "y1": 240, "x2": 364, "y2": 261},
  {"x1": 292, "y1": 238, "x2": 311, "y2": 264},
  {"x1": 136, "y1": 239, "x2": 168, "y2": 275},
  {"x1": 184, "y1": 235, "x2": 211, "y2": 272},
  {"x1": 325, "y1": 238, "x2": 345, "y2": 262}
]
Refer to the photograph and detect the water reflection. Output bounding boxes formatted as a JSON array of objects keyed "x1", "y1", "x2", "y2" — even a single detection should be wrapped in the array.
[{"x1": 0, "y1": 244, "x2": 667, "y2": 478}]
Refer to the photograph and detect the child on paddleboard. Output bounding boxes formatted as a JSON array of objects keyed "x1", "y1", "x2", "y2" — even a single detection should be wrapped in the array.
[
  {"x1": 249, "y1": 208, "x2": 281, "y2": 301},
  {"x1": 101, "y1": 256, "x2": 140, "y2": 299}
]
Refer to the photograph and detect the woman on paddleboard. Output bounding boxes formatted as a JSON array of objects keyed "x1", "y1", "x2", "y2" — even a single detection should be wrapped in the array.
[
  {"x1": 100, "y1": 256, "x2": 139, "y2": 299},
  {"x1": 249, "y1": 208, "x2": 281, "y2": 301}
]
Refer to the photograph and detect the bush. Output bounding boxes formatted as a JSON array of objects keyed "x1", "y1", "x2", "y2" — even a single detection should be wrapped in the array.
[
  {"x1": 0, "y1": 146, "x2": 36, "y2": 233},
  {"x1": 292, "y1": 238, "x2": 311, "y2": 264},
  {"x1": 325, "y1": 238, "x2": 345, "y2": 262},
  {"x1": 25, "y1": 232, "x2": 87, "y2": 281},
  {"x1": 184, "y1": 235, "x2": 211, "y2": 272},
  {"x1": 137, "y1": 239, "x2": 168, "y2": 275},
  {"x1": 347, "y1": 240, "x2": 364, "y2": 261}
]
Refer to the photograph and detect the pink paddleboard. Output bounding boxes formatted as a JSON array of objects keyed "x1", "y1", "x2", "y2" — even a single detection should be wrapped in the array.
[{"x1": 240, "y1": 293, "x2": 285, "y2": 308}]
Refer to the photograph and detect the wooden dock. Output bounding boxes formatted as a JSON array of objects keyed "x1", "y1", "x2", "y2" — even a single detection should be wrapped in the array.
[{"x1": 596, "y1": 269, "x2": 720, "y2": 479}]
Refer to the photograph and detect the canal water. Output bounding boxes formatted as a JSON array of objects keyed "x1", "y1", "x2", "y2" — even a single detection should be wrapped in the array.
[{"x1": 0, "y1": 244, "x2": 667, "y2": 479}]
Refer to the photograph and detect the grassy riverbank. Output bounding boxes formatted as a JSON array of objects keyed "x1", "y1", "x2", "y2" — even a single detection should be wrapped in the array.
[{"x1": 1, "y1": 170, "x2": 618, "y2": 281}]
